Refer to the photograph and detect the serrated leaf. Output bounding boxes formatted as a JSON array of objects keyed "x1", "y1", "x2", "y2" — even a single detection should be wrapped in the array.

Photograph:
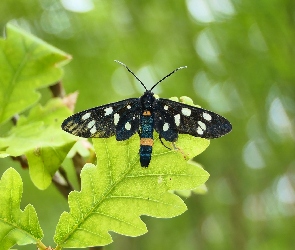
[
  {"x1": 0, "y1": 98, "x2": 76, "y2": 155},
  {"x1": 0, "y1": 168, "x2": 43, "y2": 249},
  {"x1": 0, "y1": 98, "x2": 77, "y2": 189},
  {"x1": 0, "y1": 23, "x2": 71, "y2": 125},
  {"x1": 54, "y1": 134, "x2": 209, "y2": 248}
]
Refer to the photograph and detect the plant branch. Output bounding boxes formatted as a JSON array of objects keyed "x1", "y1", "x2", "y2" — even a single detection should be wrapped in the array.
[
  {"x1": 36, "y1": 240, "x2": 47, "y2": 250},
  {"x1": 72, "y1": 153, "x2": 85, "y2": 188},
  {"x1": 11, "y1": 155, "x2": 28, "y2": 169},
  {"x1": 50, "y1": 81, "x2": 65, "y2": 98},
  {"x1": 52, "y1": 167, "x2": 74, "y2": 199}
]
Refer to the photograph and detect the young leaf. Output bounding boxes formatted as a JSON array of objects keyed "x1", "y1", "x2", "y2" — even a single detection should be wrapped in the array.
[
  {"x1": 54, "y1": 134, "x2": 209, "y2": 248},
  {"x1": 0, "y1": 98, "x2": 77, "y2": 189},
  {"x1": 0, "y1": 23, "x2": 71, "y2": 125},
  {"x1": 0, "y1": 168, "x2": 43, "y2": 249},
  {"x1": 26, "y1": 142, "x2": 75, "y2": 190}
]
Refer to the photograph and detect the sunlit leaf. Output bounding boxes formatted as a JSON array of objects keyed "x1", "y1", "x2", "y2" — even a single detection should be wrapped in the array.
[
  {"x1": 0, "y1": 98, "x2": 77, "y2": 189},
  {"x1": 0, "y1": 23, "x2": 71, "y2": 125},
  {"x1": 0, "y1": 168, "x2": 43, "y2": 249},
  {"x1": 26, "y1": 142, "x2": 75, "y2": 190},
  {"x1": 54, "y1": 134, "x2": 210, "y2": 248}
]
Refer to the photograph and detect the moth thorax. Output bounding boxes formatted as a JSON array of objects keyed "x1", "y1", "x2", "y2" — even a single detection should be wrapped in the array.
[{"x1": 140, "y1": 92, "x2": 155, "y2": 110}]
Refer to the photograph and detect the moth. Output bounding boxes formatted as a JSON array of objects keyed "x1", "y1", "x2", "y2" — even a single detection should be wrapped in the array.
[{"x1": 62, "y1": 61, "x2": 232, "y2": 167}]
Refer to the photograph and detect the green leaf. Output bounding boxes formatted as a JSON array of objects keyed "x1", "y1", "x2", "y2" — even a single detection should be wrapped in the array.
[
  {"x1": 66, "y1": 140, "x2": 93, "y2": 158},
  {"x1": 0, "y1": 23, "x2": 71, "y2": 125},
  {"x1": 192, "y1": 184, "x2": 208, "y2": 195},
  {"x1": 26, "y1": 142, "x2": 75, "y2": 190},
  {"x1": 174, "y1": 161, "x2": 208, "y2": 198},
  {"x1": 0, "y1": 152, "x2": 9, "y2": 158},
  {"x1": 0, "y1": 98, "x2": 77, "y2": 189},
  {"x1": 54, "y1": 134, "x2": 209, "y2": 248},
  {"x1": 0, "y1": 168, "x2": 43, "y2": 249}
]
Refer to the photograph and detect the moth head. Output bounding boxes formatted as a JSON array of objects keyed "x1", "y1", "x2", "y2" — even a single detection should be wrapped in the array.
[{"x1": 140, "y1": 91, "x2": 155, "y2": 109}]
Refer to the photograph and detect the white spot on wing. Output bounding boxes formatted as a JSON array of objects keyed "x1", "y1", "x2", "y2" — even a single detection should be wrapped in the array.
[
  {"x1": 198, "y1": 121, "x2": 206, "y2": 130},
  {"x1": 164, "y1": 105, "x2": 168, "y2": 110},
  {"x1": 197, "y1": 127, "x2": 203, "y2": 135},
  {"x1": 127, "y1": 105, "x2": 131, "y2": 109},
  {"x1": 181, "y1": 108, "x2": 191, "y2": 116},
  {"x1": 114, "y1": 113, "x2": 120, "y2": 125},
  {"x1": 87, "y1": 120, "x2": 95, "y2": 128},
  {"x1": 104, "y1": 107, "x2": 113, "y2": 116},
  {"x1": 203, "y1": 112, "x2": 212, "y2": 121},
  {"x1": 81, "y1": 112, "x2": 91, "y2": 120},
  {"x1": 90, "y1": 126, "x2": 97, "y2": 134},
  {"x1": 163, "y1": 122, "x2": 169, "y2": 132},
  {"x1": 174, "y1": 114, "x2": 180, "y2": 126},
  {"x1": 125, "y1": 122, "x2": 131, "y2": 130}
]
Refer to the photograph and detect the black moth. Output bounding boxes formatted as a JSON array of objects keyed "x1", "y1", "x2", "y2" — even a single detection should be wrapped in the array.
[{"x1": 62, "y1": 61, "x2": 232, "y2": 167}]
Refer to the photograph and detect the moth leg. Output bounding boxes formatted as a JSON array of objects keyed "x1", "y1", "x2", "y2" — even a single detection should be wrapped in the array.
[
  {"x1": 159, "y1": 136, "x2": 172, "y2": 150},
  {"x1": 171, "y1": 142, "x2": 190, "y2": 160},
  {"x1": 171, "y1": 142, "x2": 179, "y2": 150}
]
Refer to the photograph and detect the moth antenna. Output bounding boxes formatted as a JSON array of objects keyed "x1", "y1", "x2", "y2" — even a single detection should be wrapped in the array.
[
  {"x1": 114, "y1": 60, "x2": 148, "y2": 91},
  {"x1": 150, "y1": 66, "x2": 187, "y2": 91}
]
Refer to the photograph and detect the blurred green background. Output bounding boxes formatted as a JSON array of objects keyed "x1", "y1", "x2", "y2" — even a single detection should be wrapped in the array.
[{"x1": 1, "y1": 0, "x2": 295, "y2": 249}]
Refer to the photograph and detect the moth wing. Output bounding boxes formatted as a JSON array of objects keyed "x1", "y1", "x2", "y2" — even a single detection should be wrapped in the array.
[
  {"x1": 61, "y1": 98, "x2": 140, "y2": 140},
  {"x1": 154, "y1": 98, "x2": 232, "y2": 140},
  {"x1": 115, "y1": 101, "x2": 141, "y2": 141}
]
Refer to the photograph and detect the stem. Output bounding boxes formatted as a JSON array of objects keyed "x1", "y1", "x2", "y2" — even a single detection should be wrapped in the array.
[
  {"x1": 50, "y1": 81, "x2": 65, "y2": 98},
  {"x1": 72, "y1": 153, "x2": 85, "y2": 188},
  {"x1": 52, "y1": 167, "x2": 74, "y2": 199},
  {"x1": 11, "y1": 155, "x2": 28, "y2": 169},
  {"x1": 36, "y1": 240, "x2": 47, "y2": 250},
  {"x1": 10, "y1": 115, "x2": 29, "y2": 169}
]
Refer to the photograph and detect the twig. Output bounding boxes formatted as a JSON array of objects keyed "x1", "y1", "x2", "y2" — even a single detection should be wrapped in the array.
[
  {"x1": 72, "y1": 153, "x2": 85, "y2": 188},
  {"x1": 52, "y1": 167, "x2": 74, "y2": 199},
  {"x1": 49, "y1": 81, "x2": 65, "y2": 98},
  {"x1": 10, "y1": 115, "x2": 29, "y2": 169},
  {"x1": 11, "y1": 155, "x2": 28, "y2": 169}
]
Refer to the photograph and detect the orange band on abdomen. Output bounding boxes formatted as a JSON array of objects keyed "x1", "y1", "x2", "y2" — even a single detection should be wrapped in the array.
[
  {"x1": 140, "y1": 138, "x2": 154, "y2": 146},
  {"x1": 143, "y1": 110, "x2": 151, "y2": 116}
]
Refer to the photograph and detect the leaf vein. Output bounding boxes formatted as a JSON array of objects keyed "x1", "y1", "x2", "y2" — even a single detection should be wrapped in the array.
[{"x1": 92, "y1": 211, "x2": 143, "y2": 231}]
